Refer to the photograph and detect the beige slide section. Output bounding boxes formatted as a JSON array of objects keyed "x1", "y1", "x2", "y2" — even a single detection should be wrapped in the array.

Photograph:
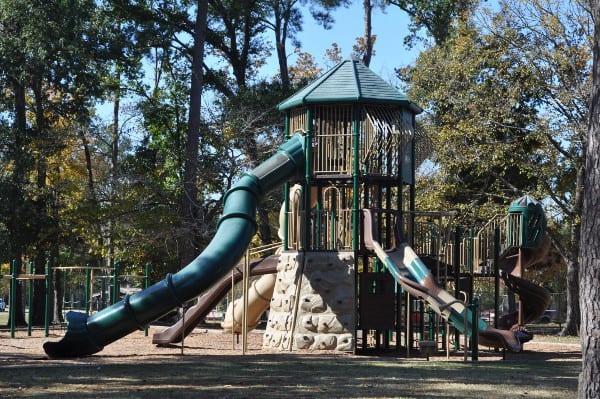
[{"x1": 221, "y1": 273, "x2": 276, "y2": 333}]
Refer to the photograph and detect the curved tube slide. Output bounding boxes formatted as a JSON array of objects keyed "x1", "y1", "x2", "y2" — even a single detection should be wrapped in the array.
[
  {"x1": 44, "y1": 134, "x2": 305, "y2": 358},
  {"x1": 362, "y1": 209, "x2": 522, "y2": 352}
]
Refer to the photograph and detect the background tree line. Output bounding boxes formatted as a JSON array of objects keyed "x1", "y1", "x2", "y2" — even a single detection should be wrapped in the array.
[{"x1": 0, "y1": 0, "x2": 592, "y2": 344}]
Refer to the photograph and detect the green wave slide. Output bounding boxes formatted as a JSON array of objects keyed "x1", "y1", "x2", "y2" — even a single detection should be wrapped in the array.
[{"x1": 44, "y1": 134, "x2": 305, "y2": 358}]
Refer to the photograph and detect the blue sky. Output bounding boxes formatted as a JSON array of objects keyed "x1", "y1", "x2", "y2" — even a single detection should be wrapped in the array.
[{"x1": 280, "y1": 3, "x2": 422, "y2": 86}]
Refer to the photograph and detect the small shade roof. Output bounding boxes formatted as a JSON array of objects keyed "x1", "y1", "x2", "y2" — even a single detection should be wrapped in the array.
[{"x1": 278, "y1": 58, "x2": 422, "y2": 114}]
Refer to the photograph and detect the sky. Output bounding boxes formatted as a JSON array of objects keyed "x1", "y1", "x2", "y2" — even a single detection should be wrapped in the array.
[
  {"x1": 274, "y1": 3, "x2": 423, "y2": 88},
  {"x1": 98, "y1": 4, "x2": 422, "y2": 123}
]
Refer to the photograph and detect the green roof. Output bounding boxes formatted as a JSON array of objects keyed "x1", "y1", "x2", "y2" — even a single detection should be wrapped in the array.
[{"x1": 278, "y1": 58, "x2": 422, "y2": 113}]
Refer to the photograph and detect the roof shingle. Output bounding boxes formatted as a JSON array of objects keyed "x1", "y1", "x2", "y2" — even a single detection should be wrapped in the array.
[{"x1": 278, "y1": 58, "x2": 422, "y2": 113}]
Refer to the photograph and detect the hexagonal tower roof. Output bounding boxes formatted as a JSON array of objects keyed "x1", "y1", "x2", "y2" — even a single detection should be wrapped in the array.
[{"x1": 278, "y1": 58, "x2": 422, "y2": 114}]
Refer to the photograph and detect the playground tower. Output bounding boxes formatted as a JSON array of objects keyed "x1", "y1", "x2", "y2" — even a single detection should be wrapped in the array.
[{"x1": 262, "y1": 59, "x2": 425, "y2": 352}]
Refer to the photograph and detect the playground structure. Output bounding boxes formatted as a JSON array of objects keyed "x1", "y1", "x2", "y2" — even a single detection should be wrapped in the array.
[{"x1": 44, "y1": 59, "x2": 552, "y2": 358}]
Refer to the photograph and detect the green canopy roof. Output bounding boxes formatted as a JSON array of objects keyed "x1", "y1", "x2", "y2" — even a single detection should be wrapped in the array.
[{"x1": 278, "y1": 58, "x2": 422, "y2": 113}]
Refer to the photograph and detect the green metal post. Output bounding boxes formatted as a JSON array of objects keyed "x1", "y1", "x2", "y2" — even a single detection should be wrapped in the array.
[
  {"x1": 396, "y1": 129, "x2": 404, "y2": 352},
  {"x1": 409, "y1": 115, "x2": 416, "y2": 245},
  {"x1": 471, "y1": 297, "x2": 479, "y2": 361},
  {"x1": 304, "y1": 107, "x2": 312, "y2": 250},
  {"x1": 418, "y1": 301, "x2": 424, "y2": 340},
  {"x1": 113, "y1": 262, "x2": 120, "y2": 305},
  {"x1": 453, "y1": 227, "x2": 461, "y2": 351},
  {"x1": 10, "y1": 259, "x2": 17, "y2": 338},
  {"x1": 467, "y1": 228, "x2": 475, "y2": 351},
  {"x1": 396, "y1": 284, "x2": 402, "y2": 351},
  {"x1": 493, "y1": 227, "x2": 500, "y2": 330},
  {"x1": 84, "y1": 263, "x2": 91, "y2": 315},
  {"x1": 45, "y1": 259, "x2": 50, "y2": 337},
  {"x1": 283, "y1": 112, "x2": 290, "y2": 251},
  {"x1": 144, "y1": 263, "x2": 150, "y2": 336},
  {"x1": 403, "y1": 290, "x2": 409, "y2": 351},
  {"x1": 428, "y1": 308, "x2": 435, "y2": 341},
  {"x1": 352, "y1": 105, "x2": 360, "y2": 251},
  {"x1": 28, "y1": 260, "x2": 34, "y2": 336},
  {"x1": 429, "y1": 224, "x2": 438, "y2": 342},
  {"x1": 467, "y1": 228, "x2": 474, "y2": 302}
]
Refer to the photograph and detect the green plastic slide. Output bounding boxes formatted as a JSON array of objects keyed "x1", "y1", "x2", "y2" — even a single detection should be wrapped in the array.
[{"x1": 44, "y1": 134, "x2": 305, "y2": 358}]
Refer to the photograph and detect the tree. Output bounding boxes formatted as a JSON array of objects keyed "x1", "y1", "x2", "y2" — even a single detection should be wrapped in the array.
[
  {"x1": 388, "y1": 0, "x2": 465, "y2": 46},
  {"x1": 0, "y1": 0, "x2": 113, "y2": 324},
  {"x1": 206, "y1": 0, "x2": 269, "y2": 94},
  {"x1": 107, "y1": 0, "x2": 211, "y2": 267},
  {"x1": 578, "y1": 0, "x2": 600, "y2": 395},
  {"x1": 359, "y1": 0, "x2": 375, "y2": 66},
  {"x1": 180, "y1": 0, "x2": 209, "y2": 265},
  {"x1": 261, "y1": 0, "x2": 350, "y2": 91},
  {"x1": 479, "y1": 0, "x2": 591, "y2": 336},
  {"x1": 399, "y1": 0, "x2": 591, "y2": 336}
]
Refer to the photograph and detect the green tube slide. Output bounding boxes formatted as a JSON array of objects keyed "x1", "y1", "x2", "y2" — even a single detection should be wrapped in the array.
[{"x1": 44, "y1": 134, "x2": 305, "y2": 358}]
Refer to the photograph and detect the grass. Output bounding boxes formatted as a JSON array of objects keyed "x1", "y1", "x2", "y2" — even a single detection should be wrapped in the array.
[
  {"x1": 533, "y1": 334, "x2": 580, "y2": 345},
  {"x1": 0, "y1": 354, "x2": 579, "y2": 399}
]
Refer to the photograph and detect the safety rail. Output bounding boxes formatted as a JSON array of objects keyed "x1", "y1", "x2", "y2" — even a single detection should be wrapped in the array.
[{"x1": 443, "y1": 212, "x2": 524, "y2": 275}]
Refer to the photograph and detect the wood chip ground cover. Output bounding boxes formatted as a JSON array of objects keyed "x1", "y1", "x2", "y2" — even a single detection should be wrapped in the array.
[{"x1": 0, "y1": 327, "x2": 581, "y2": 398}]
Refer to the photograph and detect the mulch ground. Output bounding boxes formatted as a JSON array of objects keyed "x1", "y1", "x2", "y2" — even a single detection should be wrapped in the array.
[
  {"x1": 0, "y1": 327, "x2": 582, "y2": 399},
  {"x1": 0, "y1": 325, "x2": 581, "y2": 366}
]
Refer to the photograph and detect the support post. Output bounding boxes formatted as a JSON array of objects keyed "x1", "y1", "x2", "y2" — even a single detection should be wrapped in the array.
[
  {"x1": 10, "y1": 259, "x2": 17, "y2": 338},
  {"x1": 45, "y1": 259, "x2": 50, "y2": 337},
  {"x1": 493, "y1": 227, "x2": 500, "y2": 330},
  {"x1": 84, "y1": 263, "x2": 91, "y2": 315},
  {"x1": 113, "y1": 262, "x2": 120, "y2": 305},
  {"x1": 453, "y1": 227, "x2": 461, "y2": 351},
  {"x1": 28, "y1": 260, "x2": 33, "y2": 336},
  {"x1": 144, "y1": 263, "x2": 150, "y2": 336},
  {"x1": 471, "y1": 297, "x2": 479, "y2": 361}
]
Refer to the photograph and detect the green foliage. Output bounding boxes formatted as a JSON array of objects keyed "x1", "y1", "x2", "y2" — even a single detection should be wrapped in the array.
[
  {"x1": 403, "y1": 29, "x2": 541, "y2": 224},
  {"x1": 402, "y1": 0, "x2": 590, "y2": 311},
  {"x1": 401, "y1": 0, "x2": 590, "y2": 229},
  {"x1": 388, "y1": 0, "x2": 464, "y2": 46},
  {"x1": 0, "y1": 0, "x2": 114, "y2": 263}
]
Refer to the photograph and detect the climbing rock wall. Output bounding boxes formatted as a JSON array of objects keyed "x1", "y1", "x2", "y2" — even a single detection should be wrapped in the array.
[{"x1": 263, "y1": 251, "x2": 355, "y2": 351}]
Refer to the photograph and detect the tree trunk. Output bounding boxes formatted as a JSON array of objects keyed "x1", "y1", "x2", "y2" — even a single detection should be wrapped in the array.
[
  {"x1": 561, "y1": 143, "x2": 586, "y2": 336},
  {"x1": 362, "y1": 0, "x2": 373, "y2": 67},
  {"x1": 180, "y1": 0, "x2": 208, "y2": 266},
  {"x1": 560, "y1": 254, "x2": 581, "y2": 336},
  {"x1": 31, "y1": 80, "x2": 50, "y2": 325},
  {"x1": 578, "y1": 1, "x2": 600, "y2": 396},
  {"x1": 273, "y1": 3, "x2": 290, "y2": 92},
  {"x1": 108, "y1": 68, "x2": 121, "y2": 270},
  {"x1": 7, "y1": 79, "x2": 28, "y2": 327}
]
